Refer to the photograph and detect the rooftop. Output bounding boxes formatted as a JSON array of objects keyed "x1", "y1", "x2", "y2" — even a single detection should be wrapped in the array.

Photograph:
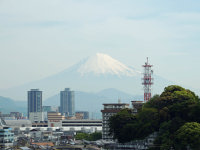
[
  {"x1": 30, "y1": 89, "x2": 40, "y2": 91},
  {"x1": 103, "y1": 103, "x2": 129, "y2": 106},
  {"x1": 31, "y1": 142, "x2": 54, "y2": 146}
]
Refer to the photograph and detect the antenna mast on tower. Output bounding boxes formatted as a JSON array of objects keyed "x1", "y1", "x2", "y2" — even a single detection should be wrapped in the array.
[{"x1": 142, "y1": 57, "x2": 153, "y2": 102}]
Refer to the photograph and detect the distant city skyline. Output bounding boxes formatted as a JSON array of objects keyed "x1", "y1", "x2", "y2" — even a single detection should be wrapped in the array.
[{"x1": 0, "y1": 0, "x2": 200, "y2": 95}]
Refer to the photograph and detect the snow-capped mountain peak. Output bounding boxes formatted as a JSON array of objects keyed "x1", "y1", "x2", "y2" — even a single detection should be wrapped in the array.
[{"x1": 77, "y1": 53, "x2": 140, "y2": 76}]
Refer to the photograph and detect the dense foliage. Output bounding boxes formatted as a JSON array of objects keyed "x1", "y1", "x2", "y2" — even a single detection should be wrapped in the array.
[
  {"x1": 75, "y1": 132, "x2": 102, "y2": 141},
  {"x1": 108, "y1": 85, "x2": 200, "y2": 149},
  {"x1": 175, "y1": 122, "x2": 200, "y2": 150}
]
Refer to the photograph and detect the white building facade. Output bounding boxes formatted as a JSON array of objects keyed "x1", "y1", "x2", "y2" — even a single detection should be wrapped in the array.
[{"x1": 29, "y1": 112, "x2": 44, "y2": 123}]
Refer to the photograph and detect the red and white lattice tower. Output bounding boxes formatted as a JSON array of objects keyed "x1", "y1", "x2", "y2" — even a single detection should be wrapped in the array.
[{"x1": 142, "y1": 57, "x2": 153, "y2": 102}]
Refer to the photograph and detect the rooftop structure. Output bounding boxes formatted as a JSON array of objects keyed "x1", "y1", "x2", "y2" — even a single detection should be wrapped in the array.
[{"x1": 131, "y1": 101, "x2": 143, "y2": 114}]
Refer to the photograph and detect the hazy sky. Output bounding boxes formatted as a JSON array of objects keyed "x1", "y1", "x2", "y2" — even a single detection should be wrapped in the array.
[{"x1": 1, "y1": 0, "x2": 200, "y2": 93}]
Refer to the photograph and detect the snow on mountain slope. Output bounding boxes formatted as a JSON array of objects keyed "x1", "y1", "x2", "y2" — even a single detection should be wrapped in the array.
[
  {"x1": 0, "y1": 53, "x2": 173, "y2": 101},
  {"x1": 77, "y1": 53, "x2": 140, "y2": 76}
]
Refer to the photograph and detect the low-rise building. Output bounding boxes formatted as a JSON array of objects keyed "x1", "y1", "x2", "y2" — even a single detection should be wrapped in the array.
[
  {"x1": 75, "y1": 111, "x2": 89, "y2": 119},
  {"x1": 103, "y1": 132, "x2": 157, "y2": 150},
  {"x1": 5, "y1": 120, "x2": 32, "y2": 128},
  {"x1": 0, "y1": 118, "x2": 14, "y2": 148},
  {"x1": 62, "y1": 119, "x2": 102, "y2": 127},
  {"x1": 48, "y1": 112, "x2": 65, "y2": 121},
  {"x1": 48, "y1": 112, "x2": 65, "y2": 127},
  {"x1": 0, "y1": 112, "x2": 24, "y2": 120},
  {"x1": 31, "y1": 142, "x2": 54, "y2": 147},
  {"x1": 48, "y1": 119, "x2": 102, "y2": 128},
  {"x1": 0, "y1": 113, "x2": 15, "y2": 120},
  {"x1": 29, "y1": 112, "x2": 44, "y2": 123},
  {"x1": 10, "y1": 112, "x2": 23, "y2": 119},
  {"x1": 32, "y1": 121, "x2": 48, "y2": 127}
]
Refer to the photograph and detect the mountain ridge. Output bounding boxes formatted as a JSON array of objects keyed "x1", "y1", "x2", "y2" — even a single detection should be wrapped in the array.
[
  {"x1": 0, "y1": 88, "x2": 142, "y2": 119},
  {"x1": 0, "y1": 96, "x2": 27, "y2": 114},
  {"x1": 44, "y1": 88, "x2": 142, "y2": 119},
  {"x1": 0, "y1": 53, "x2": 173, "y2": 100}
]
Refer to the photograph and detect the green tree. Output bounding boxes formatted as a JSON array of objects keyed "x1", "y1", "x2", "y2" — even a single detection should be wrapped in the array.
[
  {"x1": 150, "y1": 85, "x2": 200, "y2": 149},
  {"x1": 108, "y1": 85, "x2": 200, "y2": 149},
  {"x1": 89, "y1": 132, "x2": 102, "y2": 141},
  {"x1": 153, "y1": 117, "x2": 186, "y2": 150},
  {"x1": 75, "y1": 132, "x2": 102, "y2": 141},
  {"x1": 174, "y1": 122, "x2": 200, "y2": 150},
  {"x1": 108, "y1": 108, "x2": 135, "y2": 143},
  {"x1": 75, "y1": 132, "x2": 90, "y2": 140},
  {"x1": 145, "y1": 85, "x2": 199, "y2": 111},
  {"x1": 135, "y1": 108, "x2": 159, "y2": 139}
]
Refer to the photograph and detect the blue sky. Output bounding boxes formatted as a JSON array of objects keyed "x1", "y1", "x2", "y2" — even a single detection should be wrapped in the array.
[{"x1": 0, "y1": 0, "x2": 200, "y2": 93}]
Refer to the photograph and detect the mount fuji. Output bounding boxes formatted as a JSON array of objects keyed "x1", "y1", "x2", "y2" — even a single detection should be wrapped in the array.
[
  {"x1": 77, "y1": 53, "x2": 140, "y2": 76},
  {"x1": 0, "y1": 53, "x2": 172, "y2": 101}
]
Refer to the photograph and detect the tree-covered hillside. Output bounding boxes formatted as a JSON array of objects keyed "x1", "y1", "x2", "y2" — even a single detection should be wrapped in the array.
[{"x1": 109, "y1": 85, "x2": 200, "y2": 150}]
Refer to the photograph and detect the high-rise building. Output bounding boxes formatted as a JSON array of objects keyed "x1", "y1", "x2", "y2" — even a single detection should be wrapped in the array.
[
  {"x1": 101, "y1": 102, "x2": 129, "y2": 141},
  {"x1": 27, "y1": 89, "x2": 42, "y2": 118},
  {"x1": 60, "y1": 88, "x2": 75, "y2": 117}
]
